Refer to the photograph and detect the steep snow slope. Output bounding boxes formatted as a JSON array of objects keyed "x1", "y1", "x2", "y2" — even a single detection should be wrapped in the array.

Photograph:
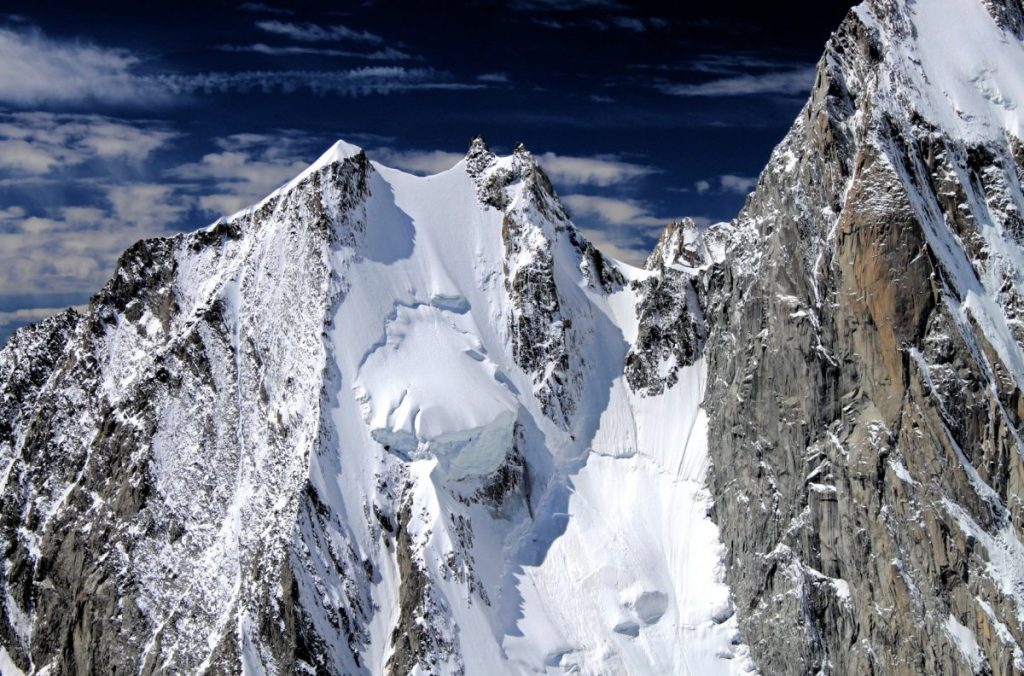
[
  {"x1": 0, "y1": 138, "x2": 752, "y2": 674},
  {"x1": 301, "y1": 145, "x2": 753, "y2": 674}
]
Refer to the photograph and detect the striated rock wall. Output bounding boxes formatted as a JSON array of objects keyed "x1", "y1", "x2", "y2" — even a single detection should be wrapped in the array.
[{"x1": 701, "y1": 1, "x2": 1024, "y2": 673}]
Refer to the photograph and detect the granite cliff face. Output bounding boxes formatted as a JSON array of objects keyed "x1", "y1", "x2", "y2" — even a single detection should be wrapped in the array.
[{"x1": 700, "y1": 0, "x2": 1024, "y2": 673}]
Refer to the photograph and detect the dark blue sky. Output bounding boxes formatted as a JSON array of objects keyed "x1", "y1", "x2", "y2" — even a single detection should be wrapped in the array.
[{"x1": 0, "y1": 0, "x2": 854, "y2": 344}]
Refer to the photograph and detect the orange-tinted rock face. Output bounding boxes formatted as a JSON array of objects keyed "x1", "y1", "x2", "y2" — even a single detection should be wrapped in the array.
[{"x1": 700, "y1": 1, "x2": 1024, "y2": 674}]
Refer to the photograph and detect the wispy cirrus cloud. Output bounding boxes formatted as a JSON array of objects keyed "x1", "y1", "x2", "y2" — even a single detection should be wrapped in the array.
[
  {"x1": 156, "y1": 67, "x2": 481, "y2": 97},
  {"x1": 660, "y1": 65, "x2": 817, "y2": 97},
  {"x1": 0, "y1": 27, "x2": 171, "y2": 106},
  {"x1": 634, "y1": 53, "x2": 802, "y2": 75},
  {"x1": 508, "y1": 0, "x2": 624, "y2": 10},
  {"x1": 530, "y1": 15, "x2": 666, "y2": 31},
  {"x1": 519, "y1": 2, "x2": 667, "y2": 33},
  {"x1": 686, "y1": 53, "x2": 797, "y2": 74},
  {"x1": 610, "y1": 16, "x2": 668, "y2": 32},
  {"x1": 238, "y1": 2, "x2": 292, "y2": 14},
  {"x1": 217, "y1": 43, "x2": 412, "y2": 60},
  {"x1": 476, "y1": 72, "x2": 510, "y2": 83},
  {"x1": 0, "y1": 27, "x2": 478, "y2": 107},
  {"x1": 255, "y1": 20, "x2": 383, "y2": 44}
]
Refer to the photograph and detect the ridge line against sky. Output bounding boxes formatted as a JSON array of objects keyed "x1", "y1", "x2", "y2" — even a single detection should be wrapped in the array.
[{"x1": 0, "y1": 0, "x2": 854, "y2": 344}]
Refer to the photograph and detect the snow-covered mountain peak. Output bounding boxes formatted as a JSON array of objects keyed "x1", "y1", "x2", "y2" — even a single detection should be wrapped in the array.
[
  {"x1": 321, "y1": 138, "x2": 365, "y2": 164},
  {"x1": 646, "y1": 218, "x2": 730, "y2": 272},
  {"x1": 282, "y1": 137, "x2": 367, "y2": 197},
  {"x1": 459, "y1": 136, "x2": 569, "y2": 225},
  {"x1": 855, "y1": 0, "x2": 1024, "y2": 142},
  {"x1": 465, "y1": 134, "x2": 494, "y2": 169},
  {"x1": 0, "y1": 122, "x2": 756, "y2": 673}
]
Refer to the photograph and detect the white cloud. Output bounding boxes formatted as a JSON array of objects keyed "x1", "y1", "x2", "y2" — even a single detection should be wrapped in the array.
[
  {"x1": 720, "y1": 174, "x2": 758, "y2": 194},
  {"x1": 0, "y1": 112, "x2": 188, "y2": 296},
  {"x1": 0, "y1": 112, "x2": 176, "y2": 174},
  {"x1": 0, "y1": 191, "x2": 189, "y2": 296},
  {"x1": 238, "y1": 2, "x2": 292, "y2": 13},
  {"x1": 562, "y1": 194, "x2": 674, "y2": 227},
  {"x1": 0, "y1": 28, "x2": 171, "y2": 106},
  {"x1": 538, "y1": 152, "x2": 656, "y2": 187},
  {"x1": 561, "y1": 193, "x2": 696, "y2": 266},
  {"x1": 660, "y1": 66, "x2": 817, "y2": 97},
  {"x1": 576, "y1": 227, "x2": 649, "y2": 267},
  {"x1": 0, "y1": 27, "x2": 470, "y2": 107},
  {"x1": 0, "y1": 139, "x2": 68, "y2": 173},
  {"x1": 686, "y1": 53, "x2": 792, "y2": 74},
  {"x1": 476, "y1": 72, "x2": 510, "y2": 83},
  {"x1": 107, "y1": 184, "x2": 189, "y2": 228},
  {"x1": 168, "y1": 133, "x2": 313, "y2": 216},
  {"x1": 370, "y1": 148, "x2": 464, "y2": 175},
  {"x1": 255, "y1": 20, "x2": 383, "y2": 44},
  {"x1": 694, "y1": 174, "x2": 759, "y2": 196}
]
